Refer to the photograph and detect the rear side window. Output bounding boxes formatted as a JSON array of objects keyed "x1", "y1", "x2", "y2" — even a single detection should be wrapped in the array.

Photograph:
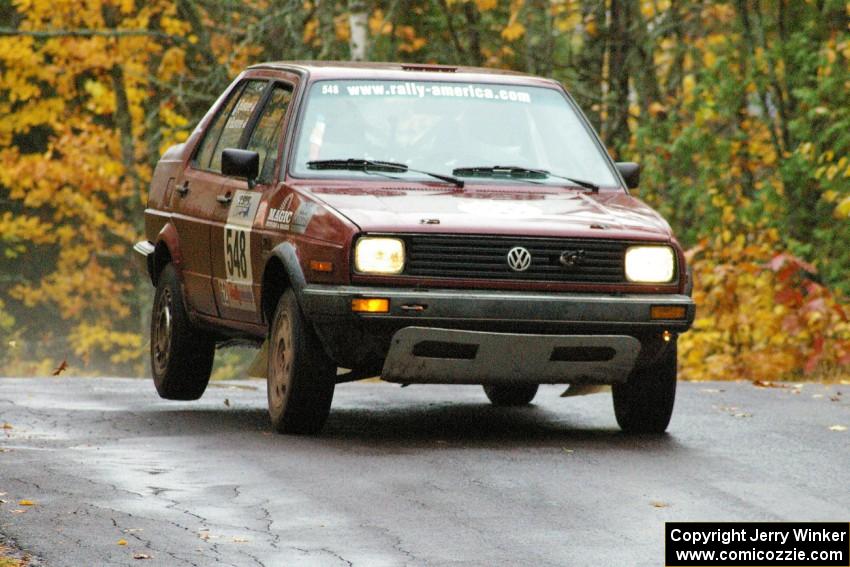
[
  {"x1": 194, "y1": 79, "x2": 266, "y2": 172},
  {"x1": 245, "y1": 84, "x2": 293, "y2": 183}
]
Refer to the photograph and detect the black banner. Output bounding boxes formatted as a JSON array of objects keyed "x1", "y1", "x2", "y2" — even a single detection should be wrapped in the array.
[{"x1": 666, "y1": 522, "x2": 849, "y2": 567}]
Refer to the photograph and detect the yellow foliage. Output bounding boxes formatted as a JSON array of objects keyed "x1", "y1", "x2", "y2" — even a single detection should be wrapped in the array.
[
  {"x1": 502, "y1": 22, "x2": 526, "y2": 41},
  {"x1": 680, "y1": 229, "x2": 850, "y2": 380},
  {"x1": 835, "y1": 196, "x2": 850, "y2": 218},
  {"x1": 369, "y1": 9, "x2": 393, "y2": 36},
  {"x1": 303, "y1": 17, "x2": 319, "y2": 44},
  {"x1": 475, "y1": 0, "x2": 498, "y2": 11}
]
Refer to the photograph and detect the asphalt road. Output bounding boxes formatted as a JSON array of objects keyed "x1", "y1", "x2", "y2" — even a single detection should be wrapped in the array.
[{"x1": 0, "y1": 378, "x2": 847, "y2": 566}]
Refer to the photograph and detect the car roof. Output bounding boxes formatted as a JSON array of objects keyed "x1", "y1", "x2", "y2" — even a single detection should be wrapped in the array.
[{"x1": 247, "y1": 61, "x2": 561, "y2": 88}]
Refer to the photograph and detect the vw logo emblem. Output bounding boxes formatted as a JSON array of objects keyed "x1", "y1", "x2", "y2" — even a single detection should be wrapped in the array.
[{"x1": 506, "y1": 246, "x2": 532, "y2": 272}]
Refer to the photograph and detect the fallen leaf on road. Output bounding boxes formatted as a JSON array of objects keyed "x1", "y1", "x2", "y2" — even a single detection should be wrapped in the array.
[
  {"x1": 651, "y1": 501, "x2": 669, "y2": 508},
  {"x1": 117, "y1": 539, "x2": 127, "y2": 546},
  {"x1": 232, "y1": 537, "x2": 249, "y2": 543},
  {"x1": 10, "y1": 509, "x2": 25, "y2": 514},
  {"x1": 17, "y1": 500, "x2": 34, "y2": 506},
  {"x1": 52, "y1": 359, "x2": 68, "y2": 376},
  {"x1": 716, "y1": 405, "x2": 752, "y2": 418},
  {"x1": 828, "y1": 425, "x2": 847, "y2": 432},
  {"x1": 752, "y1": 380, "x2": 786, "y2": 388},
  {"x1": 830, "y1": 395, "x2": 842, "y2": 402},
  {"x1": 133, "y1": 553, "x2": 152, "y2": 560},
  {"x1": 2, "y1": 423, "x2": 12, "y2": 430}
]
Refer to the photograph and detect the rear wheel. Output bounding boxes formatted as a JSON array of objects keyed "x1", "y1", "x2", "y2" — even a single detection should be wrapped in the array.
[
  {"x1": 612, "y1": 341, "x2": 677, "y2": 433},
  {"x1": 483, "y1": 384, "x2": 539, "y2": 406},
  {"x1": 267, "y1": 290, "x2": 336, "y2": 434},
  {"x1": 150, "y1": 263, "x2": 215, "y2": 400}
]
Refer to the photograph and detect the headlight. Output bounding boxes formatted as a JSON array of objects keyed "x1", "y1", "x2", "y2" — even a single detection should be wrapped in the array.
[
  {"x1": 354, "y1": 237, "x2": 405, "y2": 274},
  {"x1": 624, "y1": 245, "x2": 675, "y2": 283}
]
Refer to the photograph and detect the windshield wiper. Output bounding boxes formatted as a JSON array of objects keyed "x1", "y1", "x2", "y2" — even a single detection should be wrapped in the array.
[
  {"x1": 452, "y1": 165, "x2": 599, "y2": 192},
  {"x1": 307, "y1": 159, "x2": 464, "y2": 188}
]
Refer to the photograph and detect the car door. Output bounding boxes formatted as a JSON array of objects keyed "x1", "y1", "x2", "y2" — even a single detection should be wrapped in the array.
[
  {"x1": 210, "y1": 80, "x2": 296, "y2": 323},
  {"x1": 172, "y1": 79, "x2": 268, "y2": 318}
]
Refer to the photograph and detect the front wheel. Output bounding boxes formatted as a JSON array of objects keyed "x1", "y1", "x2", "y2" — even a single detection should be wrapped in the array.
[
  {"x1": 483, "y1": 384, "x2": 539, "y2": 406},
  {"x1": 150, "y1": 263, "x2": 215, "y2": 400},
  {"x1": 267, "y1": 290, "x2": 336, "y2": 434},
  {"x1": 612, "y1": 341, "x2": 677, "y2": 433}
]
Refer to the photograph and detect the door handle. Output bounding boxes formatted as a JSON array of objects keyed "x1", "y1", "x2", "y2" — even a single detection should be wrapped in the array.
[
  {"x1": 216, "y1": 193, "x2": 233, "y2": 205},
  {"x1": 176, "y1": 181, "x2": 189, "y2": 196}
]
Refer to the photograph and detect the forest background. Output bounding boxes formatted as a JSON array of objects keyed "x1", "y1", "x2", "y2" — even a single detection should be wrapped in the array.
[{"x1": 1, "y1": 0, "x2": 850, "y2": 381}]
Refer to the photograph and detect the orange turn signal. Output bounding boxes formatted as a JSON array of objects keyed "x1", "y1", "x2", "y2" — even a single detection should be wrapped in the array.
[
  {"x1": 651, "y1": 305, "x2": 687, "y2": 320},
  {"x1": 309, "y1": 260, "x2": 334, "y2": 273},
  {"x1": 351, "y1": 298, "x2": 389, "y2": 313}
]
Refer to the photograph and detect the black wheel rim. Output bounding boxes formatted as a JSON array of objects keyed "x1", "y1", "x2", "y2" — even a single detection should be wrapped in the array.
[{"x1": 152, "y1": 288, "x2": 173, "y2": 375}]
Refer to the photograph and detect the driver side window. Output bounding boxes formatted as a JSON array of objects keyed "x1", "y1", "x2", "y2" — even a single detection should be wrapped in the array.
[
  {"x1": 245, "y1": 84, "x2": 293, "y2": 183},
  {"x1": 193, "y1": 79, "x2": 267, "y2": 172}
]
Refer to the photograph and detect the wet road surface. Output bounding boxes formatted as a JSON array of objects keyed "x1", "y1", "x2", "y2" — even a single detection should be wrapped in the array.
[{"x1": 0, "y1": 378, "x2": 847, "y2": 566}]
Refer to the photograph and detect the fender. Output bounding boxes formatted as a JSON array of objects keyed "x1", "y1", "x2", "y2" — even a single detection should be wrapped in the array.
[
  {"x1": 260, "y1": 241, "x2": 309, "y2": 323},
  {"x1": 267, "y1": 241, "x2": 307, "y2": 294},
  {"x1": 155, "y1": 222, "x2": 183, "y2": 270}
]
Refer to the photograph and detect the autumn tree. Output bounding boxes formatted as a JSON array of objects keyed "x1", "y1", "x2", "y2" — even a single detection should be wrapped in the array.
[{"x1": 2, "y1": 0, "x2": 849, "y2": 379}]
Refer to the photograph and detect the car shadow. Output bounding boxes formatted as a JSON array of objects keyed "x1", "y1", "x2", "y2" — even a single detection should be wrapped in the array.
[{"x1": 150, "y1": 402, "x2": 684, "y2": 453}]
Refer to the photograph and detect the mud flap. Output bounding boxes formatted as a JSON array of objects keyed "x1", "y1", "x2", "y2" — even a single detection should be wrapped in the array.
[
  {"x1": 247, "y1": 339, "x2": 269, "y2": 379},
  {"x1": 560, "y1": 384, "x2": 611, "y2": 397}
]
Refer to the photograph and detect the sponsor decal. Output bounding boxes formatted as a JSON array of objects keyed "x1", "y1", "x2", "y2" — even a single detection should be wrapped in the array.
[
  {"x1": 290, "y1": 202, "x2": 319, "y2": 234},
  {"x1": 320, "y1": 81, "x2": 533, "y2": 104},
  {"x1": 217, "y1": 280, "x2": 256, "y2": 311},
  {"x1": 266, "y1": 193, "x2": 296, "y2": 230}
]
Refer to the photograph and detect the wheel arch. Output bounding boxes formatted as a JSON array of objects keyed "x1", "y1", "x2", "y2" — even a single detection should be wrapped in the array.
[
  {"x1": 152, "y1": 223, "x2": 182, "y2": 286},
  {"x1": 261, "y1": 242, "x2": 307, "y2": 324}
]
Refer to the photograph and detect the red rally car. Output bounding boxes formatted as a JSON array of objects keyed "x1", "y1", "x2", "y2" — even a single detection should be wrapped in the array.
[{"x1": 134, "y1": 62, "x2": 695, "y2": 434}]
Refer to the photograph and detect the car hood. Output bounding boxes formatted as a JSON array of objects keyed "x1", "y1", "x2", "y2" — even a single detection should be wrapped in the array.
[{"x1": 301, "y1": 183, "x2": 673, "y2": 241}]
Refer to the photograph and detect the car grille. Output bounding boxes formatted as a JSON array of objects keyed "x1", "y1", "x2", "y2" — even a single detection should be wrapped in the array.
[{"x1": 402, "y1": 234, "x2": 638, "y2": 283}]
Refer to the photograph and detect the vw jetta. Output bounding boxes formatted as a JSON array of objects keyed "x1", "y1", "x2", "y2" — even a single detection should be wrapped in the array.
[{"x1": 135, "y1": 62, "x2": 695, "y2": 434}]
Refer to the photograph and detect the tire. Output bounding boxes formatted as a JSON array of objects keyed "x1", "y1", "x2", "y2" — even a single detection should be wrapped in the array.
[
  {"x1": 267, "y1": 289, "x2": 336, "y2": 434},
  {"x1": 483, "y1": 384, "x2": 539, "y2": 406},
  {"x1": 150, "y1": 263, "x2": 215, "y2": 400},
  {"x1": 612, "y1": 341, "x2": 677, "y2": 433}
]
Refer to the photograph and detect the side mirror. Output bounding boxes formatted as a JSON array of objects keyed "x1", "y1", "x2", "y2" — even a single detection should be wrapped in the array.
[
  {"x1": 616, "y1": 162, "x2": 641, "y2": 189},
  {"x1": 221, "y1": 148, "x2": 259, "y2": 189}
]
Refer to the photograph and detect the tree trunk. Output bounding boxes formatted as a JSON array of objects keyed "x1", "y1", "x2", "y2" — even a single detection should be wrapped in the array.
[
  {"x1": 606, "y1": 0, "x2": 632, "y2": 154},
  {"x1": 348, "y1": 0, "x2": 368, "y2": 61}
]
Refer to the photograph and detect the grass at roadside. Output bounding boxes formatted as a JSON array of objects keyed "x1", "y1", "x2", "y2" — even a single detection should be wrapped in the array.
[{"x1": 0, "y1": 545, "x2": 26, "y2": 567}]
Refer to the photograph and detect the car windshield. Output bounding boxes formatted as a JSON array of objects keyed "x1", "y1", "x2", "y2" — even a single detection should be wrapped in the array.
[{"x1": 290, "y1": 80, "x2": 619, "y2": 187}]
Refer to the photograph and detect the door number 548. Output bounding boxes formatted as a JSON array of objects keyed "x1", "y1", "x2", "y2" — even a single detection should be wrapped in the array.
[{"x1": 225, "y1": 227, "x2": 249, "y2": 281}]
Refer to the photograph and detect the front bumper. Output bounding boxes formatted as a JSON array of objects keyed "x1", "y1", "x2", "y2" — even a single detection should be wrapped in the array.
[
  {"x1": 299, "y1": 285, "x2": 694, "y2": 382},
  {"x1": 301, "y1": 286, "x2": 695, "y2": 328}
]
